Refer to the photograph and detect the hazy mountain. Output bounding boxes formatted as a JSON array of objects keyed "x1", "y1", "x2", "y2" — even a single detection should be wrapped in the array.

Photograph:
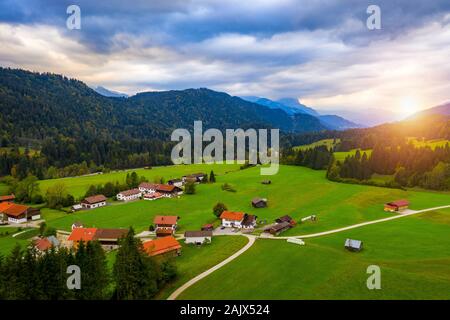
[
  {"x1": 408, "y1": 101, "x2": 450, "y2": 119},
  {"x1": 317, "y1": 115, "x2": 362, "y2": 130},
  {"x1": 317, "y1": 108, "x2": 401, "y2": 127},
  {"x1": 94, "y1": 86, "x2": 128, "y2": 98},
  {"x1": 242, "y1": 96, "x2": 361, "y2": 130}
]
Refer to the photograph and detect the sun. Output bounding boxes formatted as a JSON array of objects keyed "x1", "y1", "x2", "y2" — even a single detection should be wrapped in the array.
[{"x1": 399, "y1": 96, "x2": 420, "y2": 115}]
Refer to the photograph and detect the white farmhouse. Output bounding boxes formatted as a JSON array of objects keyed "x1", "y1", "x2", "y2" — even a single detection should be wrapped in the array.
[
  {"x1": 81, "y1": 195, "x2": 107, "y2": 209},
  {"x1": 219, "y1": 211, "x2": 245, "y2": 228},
  {"x1": 184, "y1": 230, "x2": 212, "y2": 244},
  {"x1": 116, "y1": 188, "x2": 142, "y2": 201}
]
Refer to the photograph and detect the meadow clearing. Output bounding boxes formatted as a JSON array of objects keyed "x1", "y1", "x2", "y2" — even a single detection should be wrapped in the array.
[
  {"x1": 38, "y1": 164, "x2": 450, "y2": 236},
  {"x1": 178, "y1": 207, "x2": 450, "y2": 300}
]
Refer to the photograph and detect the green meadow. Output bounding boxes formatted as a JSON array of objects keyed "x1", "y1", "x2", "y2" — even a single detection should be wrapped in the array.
[
  {"x1": 38, "y1": 163, "x2": 242, "y2": 198},
  {"x1": 41, "y1": 165, "x2": 450, "y2": 235},
  {"x1": 294, "y1": 139, "x2": 339, "y2": 151},
  {"x1": 178, "y1": 208, "x2": 450, "y2": 300}
]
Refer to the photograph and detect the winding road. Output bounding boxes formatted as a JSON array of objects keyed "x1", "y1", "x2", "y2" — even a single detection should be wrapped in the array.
[{"x1": 167, "y1": 204, "x2": 450, "y2": 300}]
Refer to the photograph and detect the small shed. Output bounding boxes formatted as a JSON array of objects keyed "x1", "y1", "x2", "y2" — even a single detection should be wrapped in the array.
[
  {"x1": 261, "y1": 180, "x2": 271, "y2": 185},
  {"x1": 344, "y1": 239, "x2": 363, "y2": 252},
  {"x1": 201, "y1": 224, "x2": 214, "y2": 231},
  {"x1": 252, "y1": 198, "x2": 267, "y2": 208},
  {"x1": 184, "y1": 231, "x2": 213, "y2": 244},
  {"x1": 265, "y1": 221, "x2": 292, "y2": 235},
  {"x1": 384, "y1": 199, "x2": 409, "y2": 212}
]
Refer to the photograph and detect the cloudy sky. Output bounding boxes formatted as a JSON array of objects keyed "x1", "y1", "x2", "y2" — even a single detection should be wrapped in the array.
[{"x1": 0, "y1": 0, "x2": 449, "y2": 120}]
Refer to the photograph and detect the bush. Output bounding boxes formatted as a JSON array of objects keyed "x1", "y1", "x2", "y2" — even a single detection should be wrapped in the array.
[
  {"x1": 184, "y1": 181, "x2": 196, "y2": 194},
  {"x1": 221, "y1": 183, "x2": 236, "y2": 192},
  {"x1": 213, "y1": 202, "x2": 228, "y2": 218}
]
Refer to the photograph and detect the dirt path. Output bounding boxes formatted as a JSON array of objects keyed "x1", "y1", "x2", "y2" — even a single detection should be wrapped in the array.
[{"x1": 167, "y1": 234, "x2": 256, "y2": 300}]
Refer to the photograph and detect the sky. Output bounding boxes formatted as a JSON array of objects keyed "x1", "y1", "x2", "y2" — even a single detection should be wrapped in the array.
[{"x1": 0, "y1": 0, "x2": 449, "y2": 122}]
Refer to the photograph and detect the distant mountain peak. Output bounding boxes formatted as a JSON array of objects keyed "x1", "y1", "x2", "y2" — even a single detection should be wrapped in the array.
[{"x1": 94, "y1": 86, "x2": 128, "y2": 98}]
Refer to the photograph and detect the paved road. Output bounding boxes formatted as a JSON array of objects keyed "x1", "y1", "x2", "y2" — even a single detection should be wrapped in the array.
[{"x1": 167, "y1": 234, "x2": 256, "y2": 300}]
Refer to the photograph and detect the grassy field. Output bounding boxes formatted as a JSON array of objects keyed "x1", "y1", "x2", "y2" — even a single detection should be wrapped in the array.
[
  {"x1": 0, "y1": 182, "x2": 10, "y2": 195},
  {"x1": 0, "y1": 227, "x2": 36, "y2": 255},
  {"x1": 178, "y1": 208, "x2": 450, "y2": 300},
  {"x1": 294, "y1": 139, "x2": 340, "y2": 151},
  {"x1": 408, "y1": 137, "x2": 450, "y2": 150},
  {"x1": 334, "y1": 149, "x2": 372, "y2": 162},
  {"x1": 38, "y1": 163, "x2": 241, "y2": 198},
  {"x1": 41, "y1": 165, "x2": 450, "y2": 237}
]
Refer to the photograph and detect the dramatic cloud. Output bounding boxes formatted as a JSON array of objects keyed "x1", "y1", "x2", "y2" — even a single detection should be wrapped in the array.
[{"x1": 0, "y1": 0, "x2": 449, "y2": 117}]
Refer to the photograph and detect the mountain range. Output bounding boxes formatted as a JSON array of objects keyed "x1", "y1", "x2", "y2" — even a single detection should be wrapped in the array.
[{"x1": 240, "y1": 96, "x2": 362, "y2": 130}]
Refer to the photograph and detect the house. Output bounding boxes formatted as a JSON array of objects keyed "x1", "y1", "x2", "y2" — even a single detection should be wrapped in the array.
[
  {"x1": 168, "y1": 178, "x2": 184, "y2": 188},
  {"x1": 345, "y1": 239, "x2": 363, "y2": 252},
  {"x1": 275, "y1": 215, "x2": 294, "y2": 224},
  {"x1": 384, "y1": 199, "x2": 409, "y2": 212},
  {"x1": 201, "y1": 224, "x2": 214, "y2": 231},
  {"x1": 139, "y1": 183, "x2": 183, "y2": 197},
  {"x1": 81, "y1": 194, "x2": 107, "y2": 209},
  {"x1": 0, "y1": 194, "x2": 15, "y2": 202},
  {"x1": 67, "y1": 227, "x2": 97, "y2": 248},
  {"x1": 116, "y1": 188, "x2": 142, "y2": 201},
  {"x1": 143, "y1": 236, "x2": 182, "y2": 257},
  {"x1": 139, "y1": 182, "x2": 157, "y2": 193},
  {"x1": 251, "y1": 198, "x2": 267, "y2": 208},
  {"x1": 95, "y1": 228, "x2": 128, "y2": 248},
  {"x1": 71, "y1": 221, "x2": 84, "y2": 230},
  {"x1": 33, "y1": 236, "x2": 60, "y2": 253},
  {"x1": 182, "y1": 173, "x2": 207, "y2": 183},
  {"x1": 71, "y1": 204, "x2": 83, "y2": 212},
  {"x1": 154, "y1": 215, "x2": 179, "y2": 237},
  {"x1": 155, "y1": 184, "x2": 183, "y2": 197},
  {"x1": 143, "y1": 192, "x2": 163, "y2": 201},
  {"x1": 241, "y1": 214, "x2": 257, "y2": 229},
  {"x1": 67, "y1": 227, "x2": 127, "y2": 249},
  {"x1": 0, "y1": 202, "x2": 41, "y2": 224},
  {"x1": 184, "y1": 230, "x2": 212, "y2": 244},
  {"x1": 220, "y1": 211, "x2": 245, "y2": 228},
  {"x1": 261, "y1": 180, "x2": 271, "y2": 185},
  {"x1": 265, "y1": 221, "x2": 292, "y2": 235}
]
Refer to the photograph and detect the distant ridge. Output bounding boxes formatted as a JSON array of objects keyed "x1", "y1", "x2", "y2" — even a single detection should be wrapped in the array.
[
  {"x1": 408, "y1": 101, "x2": 450, "y2": 119},
  {"x1": 94, "y1": 86, "x2": 128, "y2": 98}
]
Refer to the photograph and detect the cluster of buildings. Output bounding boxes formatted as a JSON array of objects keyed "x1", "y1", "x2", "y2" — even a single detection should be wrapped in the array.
[
  {"x1": 0, "y1": 194, "x2": 41, "y2": 225},
  {"x1": 265, "y1": 215, "x2": 297, "y2": 235},
  {"x1": 219, "y1": 211, "x2": 257, "y2": 229}
]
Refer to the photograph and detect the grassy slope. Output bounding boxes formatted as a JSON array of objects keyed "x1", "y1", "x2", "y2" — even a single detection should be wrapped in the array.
[
  {"x1": 408, "y1": 137, "x2": 450, "y2": 150},
  {"x1": 0, "y1": 228, "x2": 35, "y2": 255},
  {"x1": 179, "y1": 208, "x2": 450, "y2": 300},
  {"x1": 38, "y1": 163, "x2": 241, "y2": 198},
  {"x1": 294, "y1": 139, "x2": 339, "y2": 151},
  {"x1": 43, "y1": 165, "x2": 450, "y2": 235}
]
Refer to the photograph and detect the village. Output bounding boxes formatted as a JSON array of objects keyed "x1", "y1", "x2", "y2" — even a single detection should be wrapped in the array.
[{"x1": 0, "y1": 172, "x2": 414, "y2": 258}]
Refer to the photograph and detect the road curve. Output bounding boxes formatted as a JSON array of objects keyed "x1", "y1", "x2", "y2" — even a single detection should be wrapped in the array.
[
  {"x1": 274, "y1": 204, "x2": 450, "y2": 240},
  {"x1": 167, "y1": 234, "x2": 256, "y2": 300}
]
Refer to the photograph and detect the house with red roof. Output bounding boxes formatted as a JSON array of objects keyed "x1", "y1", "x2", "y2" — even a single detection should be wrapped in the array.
[
  {"x1": 116, "y1": 188, "x2": 142, "y2": 201},
  {"x1": 67, "y1": 227, "x2": 128, "y2": 249},
  {"x1": 81, "y1": 194, "x2": 107, "y2": 209},
  {"x1": 153, "y1": 215, "x2": 179, "y2": 237},
  {"x1": 0, "y1": 194, "x2": 15, "y2": 203},
  {"x1": 220, "y1": 211, "x2": 245, "y2": 228},
  {"x1": 0, "y1": 202, "x2": 41, "y2": 224},
  {"x1": 138, "y1": 183, "x2": 183, "y2": 198},
  {"x1": 384, "y1": 199, "x2": 410, "y2": 212},
  {"x1": 143, "y1": 236, "x2": 181, "y2": 257}
]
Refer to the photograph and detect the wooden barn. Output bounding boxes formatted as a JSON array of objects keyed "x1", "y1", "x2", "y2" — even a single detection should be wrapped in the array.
[{"x1": 384, "y1": 199, "x2": 409, "y2": 212}]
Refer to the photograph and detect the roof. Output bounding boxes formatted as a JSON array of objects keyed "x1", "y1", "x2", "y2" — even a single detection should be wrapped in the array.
[
  {"x1": 0, "y1": 202, "x2": 14, "y2": 212},
  {"x1": 95, "y1": 228, "x2": 128, "y2": 240},
  {"x1": 154, "y1": 215, "x2": 178, "y2": 225},
  {"x1": 275, "y1": 215, "x2": 292, "y2": 223},
  {"x1": 34, "y1": 238, "x2": 52, "y2": 251},
  {"x1": 220, "y1": 211, "x2": 245, "y2": 221},
  {"x1": 184, "y1": 230, "x2": 213, "y2": 238},
  {"x1": 144, "y1": 192, "x2": 162, "y2": 198},
  {"x1": 386, "y1": 199, "x2": 409, "y2": 207},
  {"x1": 68, "y1": 228, "x2": 98, "y2": 241},
  {"x1": 252, "y1": 198, "x2": 267, "y2": 204},
  {"x1": 83, "y1": 194, "x2": 107, "y2": 204},
  {"x1": 268, "y1": 221, "x2": 291, "y2": 232},
  {"x1": 118, "y1": 188, "x2": 141, "y2": 197},
  {"x1": 242, "y1": 214, "x2": 257, "y2": 226},
  {"x1": 143, "y1": 236, "x2": 181, "y2": 256},
  {"x1": 0, "y1": 194, "x2": 15, "y2": 201},
  {"x1": 139, "y1": 182, "x2": 157, "y2": 189},
  {"x1": 169, "y1": 178, "x2": 182, "y2": 183},
  {"x1": 156, "y1": 184, "x2": 177, "y2": 192},
  {"x1": 156, "y1": 228, "x2": 173, "y2": 235},
  {"x1": 72, "y1": 221, "x2": 83, "y2": 228},
  {"x1": 345, "y1": 238, "x2": 362, "y2": 249},
  {"x1": 1, "y1": 203, "x2": 29, "y2": 217}
]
